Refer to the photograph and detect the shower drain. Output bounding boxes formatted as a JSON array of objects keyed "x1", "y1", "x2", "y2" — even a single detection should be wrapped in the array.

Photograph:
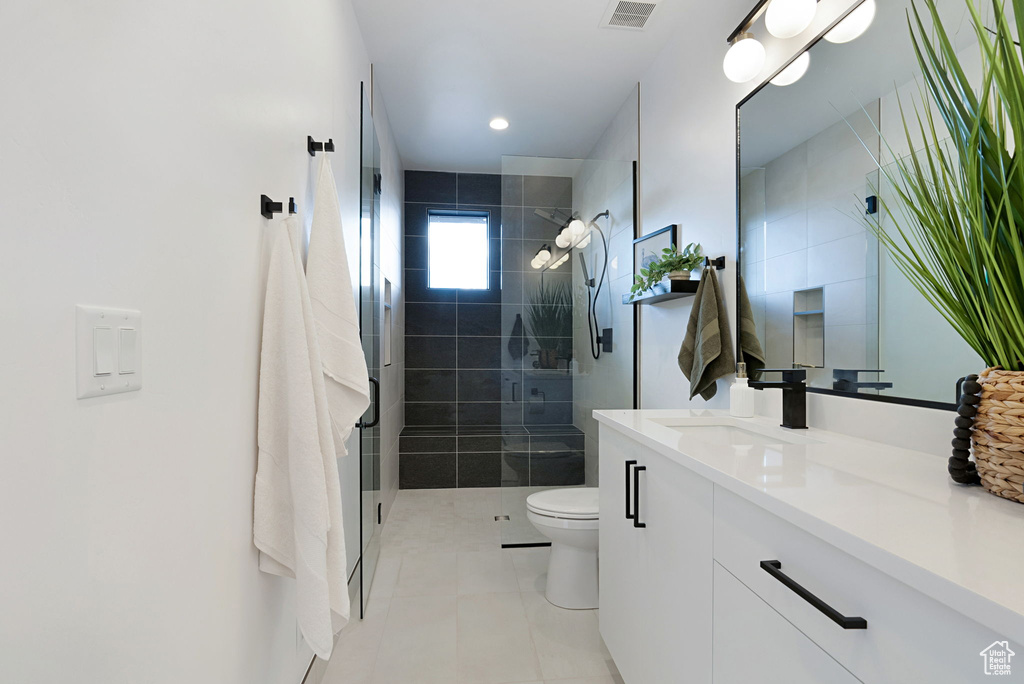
[{"x1": 494, "y1": 515, "x2": 510, "y2": 521}]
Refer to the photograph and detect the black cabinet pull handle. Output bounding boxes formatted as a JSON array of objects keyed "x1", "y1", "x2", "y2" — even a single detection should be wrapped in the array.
[
  {"x1": 760, "y1": 560, "x2": 867, "y2": 629},
  {"x1": 633, "y1": 465, "x2": 647, "y2": 528},
  {"x1": 356, "y1": 377, "x2": 380, "y2": 429},
  {"x1": 625, "y1": 460, "x2": 637, "y2": 520}
]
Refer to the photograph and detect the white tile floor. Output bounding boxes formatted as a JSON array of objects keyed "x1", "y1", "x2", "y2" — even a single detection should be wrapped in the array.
[{"x1": 322, "y1": 488, "x2": 621, "y2": 684}]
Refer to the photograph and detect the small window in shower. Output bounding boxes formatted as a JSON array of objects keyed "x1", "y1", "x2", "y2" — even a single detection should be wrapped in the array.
[{"x1": 427, "y1": 213, "x2": 489, "y2": 289}]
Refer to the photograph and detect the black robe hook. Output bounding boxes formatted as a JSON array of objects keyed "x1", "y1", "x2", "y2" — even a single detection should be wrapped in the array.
[
  {"x1": 288, "y1": 197, "x2": 297, "y2": 214},
  {"x1": 308, "y1": 135, "x2": 335, "y2": 156},
  {"x1": 705, "y1": 256, "x2": 726, "y2": 270},
  {"x1": 261, "y1": 194, "x2": 283, "y2": 219}
]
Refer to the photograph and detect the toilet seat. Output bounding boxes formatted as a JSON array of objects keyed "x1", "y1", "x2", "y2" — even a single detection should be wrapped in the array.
[{"x1": 526, "y1": 487, "x2": 599, "y2": 520}]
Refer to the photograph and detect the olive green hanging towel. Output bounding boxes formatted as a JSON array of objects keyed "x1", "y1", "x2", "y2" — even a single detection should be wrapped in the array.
[
  {"x1": 678, "y1": 267, "x2": 735, "y2": 401},
  {"x1": 737, "y1": 275, "x2": 766, "y2": 378}
]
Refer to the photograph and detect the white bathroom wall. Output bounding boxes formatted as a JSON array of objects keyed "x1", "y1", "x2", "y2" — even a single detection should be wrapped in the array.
[
  {"x1": 573, "y1": 86, "x2": 639, "y2": 485},
  {"x1": 0, "y1": 1, "x2": 402, "y2": 682},
  {"x1": 635, "y1": 0, "x2": 961, "y2": 450}
]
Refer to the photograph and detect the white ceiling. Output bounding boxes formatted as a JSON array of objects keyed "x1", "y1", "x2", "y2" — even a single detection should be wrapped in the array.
[{"x1": 352, "y1": 0, "x2": 691, "y2": 173}]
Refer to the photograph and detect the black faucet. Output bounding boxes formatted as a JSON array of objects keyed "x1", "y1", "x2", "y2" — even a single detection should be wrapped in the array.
[{"x1": 748, "y1": 368, "x2": 808, "y2": 430}]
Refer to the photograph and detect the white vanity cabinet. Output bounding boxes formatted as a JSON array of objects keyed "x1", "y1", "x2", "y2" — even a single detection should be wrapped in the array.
[
  {"x1": 712, "y1": 562, "x2": 860, "y2": 683},
  {"x1": 713, "y1": 486, "x2": 1012, "y2": 683},
  {"x1": 597, "y1": 412, "x2": 1024, "y2": 684},
  {"x1": 598, "y1": 424, "x2": 714, "y2": 684}
]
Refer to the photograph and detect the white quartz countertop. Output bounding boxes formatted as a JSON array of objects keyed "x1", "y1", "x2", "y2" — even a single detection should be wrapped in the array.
[{"x1": 594, "y1": 409, "x2": 1024, "y2": 643}]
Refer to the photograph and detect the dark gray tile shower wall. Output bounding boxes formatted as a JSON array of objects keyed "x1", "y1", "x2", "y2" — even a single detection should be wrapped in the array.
[{"x1": 401, "y1": 170, "x2": 583, "y2": 489}]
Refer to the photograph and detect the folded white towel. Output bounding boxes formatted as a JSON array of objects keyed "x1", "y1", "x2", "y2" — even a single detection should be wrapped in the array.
[
  {"x1": 307, "y1": 154, "x2": 371, "y2": 454},
  {"x1": 253, "y1": 217, "x2": 348, "y2": 660}
]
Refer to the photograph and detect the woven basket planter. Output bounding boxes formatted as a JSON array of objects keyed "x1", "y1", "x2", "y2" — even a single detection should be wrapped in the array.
[{"x1": 972, "y1": 368, "x2": 1024, "y2": 503}]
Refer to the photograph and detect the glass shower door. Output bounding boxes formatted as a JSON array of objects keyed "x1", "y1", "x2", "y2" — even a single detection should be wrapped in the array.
[
  {"x1": 498, "y1": 136, "x2": 638, "y2": 545},
  {"x1": 499, "y1": 155, "x2": 589, "y2": 546},
  {"x1": 357, "y1": 82, "x2": 382, "y2": 616}
]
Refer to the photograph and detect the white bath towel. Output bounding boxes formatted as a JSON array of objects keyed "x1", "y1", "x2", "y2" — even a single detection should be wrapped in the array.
[
  {"x1": 307, "y1": 154, "x2": 371, "y2": 454},
  {"x1": 254, "y1": 217, "x2": 349, "y2": 660}
]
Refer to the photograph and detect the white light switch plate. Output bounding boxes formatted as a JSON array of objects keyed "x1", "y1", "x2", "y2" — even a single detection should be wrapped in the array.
[{"x1": 76, "y1": 305, "x2": 142, "y2": 399}]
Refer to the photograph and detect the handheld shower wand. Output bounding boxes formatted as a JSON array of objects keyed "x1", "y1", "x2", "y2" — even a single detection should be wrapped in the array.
[{"x1": 580, "y1": 211, "x2": 611, "y2": 359}]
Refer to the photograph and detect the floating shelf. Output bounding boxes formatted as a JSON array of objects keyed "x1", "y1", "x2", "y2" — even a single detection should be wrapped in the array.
[
  {"x1": 623, "y1": 279, "x2": 699, "y2": 305},
  {"x1": 793, "y1": 309, "x2": 824, "y2": 317}
]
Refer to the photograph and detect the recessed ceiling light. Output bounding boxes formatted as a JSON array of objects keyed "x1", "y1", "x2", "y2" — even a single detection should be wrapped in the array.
[{"x1": 489, "y1": 117, "x2": 509, "y2": 131}]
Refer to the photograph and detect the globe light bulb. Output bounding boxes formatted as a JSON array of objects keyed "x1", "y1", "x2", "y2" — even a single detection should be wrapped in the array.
[
  {"x1": 765, "y1": 0, "x2": 816, "y2": 39},
  {"x1": 537, "y1": 246, "x2": 551, "y2": 261},
  {"x1": 824, "y1": 0, "x2": 876, "y2": 44},
  {"x1": 555, "y1": 230, "x2": 571, "y2": 248},
  {"x1": 576, "y1": 233, "x2": 592, "y2": 249},
  {"x1": 723, "y1": 33, "x2": 766, "y2": 84},
  {"x1": 568, "y1": 218, "x2": 586, "y2": 237},
  {"x1": 771, "y1": 51, "x2": 810, "y2": 87}
]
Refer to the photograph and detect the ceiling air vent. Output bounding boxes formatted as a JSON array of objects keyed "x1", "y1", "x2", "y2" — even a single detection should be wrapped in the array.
[{"x1": 601, "y1": 0, "x2": 658, "y2": 30}]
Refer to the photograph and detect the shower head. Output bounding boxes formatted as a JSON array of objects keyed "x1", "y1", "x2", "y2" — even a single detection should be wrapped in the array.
[{"x1": 533, "y1": 207, "x2": 572, "y2": 228}]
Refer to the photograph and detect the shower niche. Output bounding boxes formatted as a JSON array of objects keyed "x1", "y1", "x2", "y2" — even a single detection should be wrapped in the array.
[{"x1": 792, "y1": 287, "x2": 824, "y2": 369}]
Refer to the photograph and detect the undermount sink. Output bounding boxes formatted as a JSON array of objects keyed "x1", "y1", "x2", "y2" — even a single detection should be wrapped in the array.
[{"x1": 646, "y1": 417, "x2": 820, "y2": 446}]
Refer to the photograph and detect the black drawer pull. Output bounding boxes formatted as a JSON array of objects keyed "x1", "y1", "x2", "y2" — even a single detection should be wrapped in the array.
[
  {"x1": 625, "y1": 460, "x2": 637, "y2": 520},
  {"x1": 760, "y1": 560, "x2": 867, "y2": 630},
  {"x1": 633, "y1": 465, "x2": 647, "y2": 528}
]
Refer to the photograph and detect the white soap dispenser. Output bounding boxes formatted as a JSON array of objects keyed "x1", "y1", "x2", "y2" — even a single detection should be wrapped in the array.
[{"x1": 730, "y1": 362, "x2": 756, "y2": 418}]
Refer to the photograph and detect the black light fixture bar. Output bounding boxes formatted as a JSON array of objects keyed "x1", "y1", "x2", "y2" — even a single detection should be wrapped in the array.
[
  {"x1": 727, "y1": 0, "x2": 771, "y2": 43},
  {"x1": 726, "y1": 0, "x2": 823, "y2": 43}
]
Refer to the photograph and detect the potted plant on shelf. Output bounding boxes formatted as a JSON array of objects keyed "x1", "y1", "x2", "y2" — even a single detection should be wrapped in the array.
[
  {"x1": 628, "y1": 243, "x2": 703, "y2": 301},
  {"x1": 867, "y1": 0, "x2": 1024, "y2": 501},
  {"x1": 526, "y1": 280, "x2": 572, "y2": 370}
]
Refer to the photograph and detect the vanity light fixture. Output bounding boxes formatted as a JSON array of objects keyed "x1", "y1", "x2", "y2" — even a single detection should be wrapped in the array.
[
  {"x1": 489, "y1": 117, "x2": 510, "y2": 130},
  {"x1": 723, "y1": 32, "x2": 767, "y2": 83},
  {"x1": 765, "y1": 0, "x2": 817, "y2": 39},
  {"x1": 770, "y1": 51, "x2": 810, "y2": 86},
  {"x1": 824, "y1": 0, "x2": 876, "y2": 43},
  {"x1": 724, "y1": 0, "x2": 823, "y2": 83}
]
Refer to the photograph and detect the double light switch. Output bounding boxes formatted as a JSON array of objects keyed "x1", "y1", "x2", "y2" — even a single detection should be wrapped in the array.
[{"x1": 77, "y1": 305, "x2": 142, "y2": 399}]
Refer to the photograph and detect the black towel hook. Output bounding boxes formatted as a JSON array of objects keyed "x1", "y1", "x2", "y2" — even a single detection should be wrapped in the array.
[
  {"x1": 288, "y1": 197, "x2": 297, "y2": 214},
  {"x1": 705, "y1": 256, "x2": 726, "y2": 270},
  {"x1": 308, "y1": 135, "x2": 335, "y2": 156},
  {"x1": 261, "y1": 194, "x2": 283, "y2": 219}
]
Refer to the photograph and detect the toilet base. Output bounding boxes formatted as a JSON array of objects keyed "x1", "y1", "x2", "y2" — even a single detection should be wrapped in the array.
[{"x1": 545, "y1": 541, "x2": 599, "y2": 610}]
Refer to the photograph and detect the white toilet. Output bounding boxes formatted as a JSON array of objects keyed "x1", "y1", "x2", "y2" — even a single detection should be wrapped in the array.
[{"x1": 526, "y1": 487, "x2": 599, "y2": 610}]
